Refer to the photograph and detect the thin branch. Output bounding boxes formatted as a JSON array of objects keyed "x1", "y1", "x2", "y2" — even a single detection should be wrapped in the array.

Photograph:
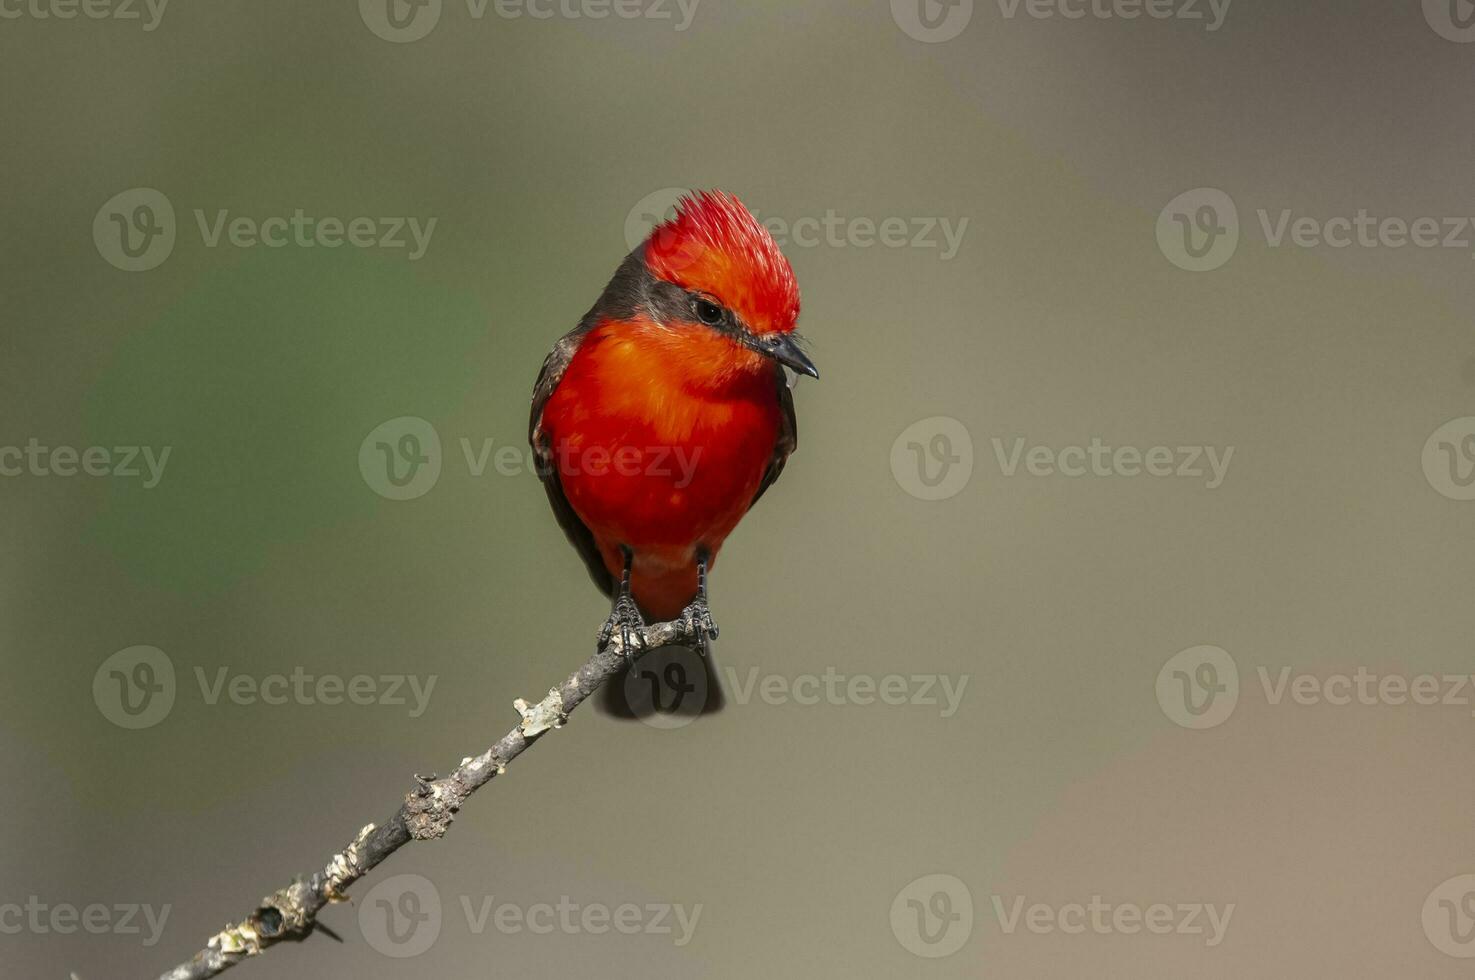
[{"x1": 155, "y1": 619, "x2": 696, "y2": 980}]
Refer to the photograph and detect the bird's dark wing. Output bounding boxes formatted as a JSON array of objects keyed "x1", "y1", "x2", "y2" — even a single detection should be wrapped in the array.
[
  {"x1": 748, "y1": 364, "x2": 798, "y2": 511},
  {"x1": 528, "y1": 251, "x2": 653, "y2": 598},
  {"x1": 529, "y1": 322, "x2": 613, "y2": 598}
]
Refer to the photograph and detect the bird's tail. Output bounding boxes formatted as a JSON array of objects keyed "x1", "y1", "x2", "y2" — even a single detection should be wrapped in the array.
[{"x1": 598, "y1": 644, "x2": 726, "y2": 720}]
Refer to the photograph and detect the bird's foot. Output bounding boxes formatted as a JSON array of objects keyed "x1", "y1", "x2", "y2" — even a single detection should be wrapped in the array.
[
  {"x1": 676, "y1": 596, "x2": 719, "y2": 648},
  {"x1": 597, "y1": 594, "x2": 647, "y2": 662}
]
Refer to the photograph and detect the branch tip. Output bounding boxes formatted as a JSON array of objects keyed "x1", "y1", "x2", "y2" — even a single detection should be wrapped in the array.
[{"x1": 156, "y1": 630, "x2": 663, "y2": 980}]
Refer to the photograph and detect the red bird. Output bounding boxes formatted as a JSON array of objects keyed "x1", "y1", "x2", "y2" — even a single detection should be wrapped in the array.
[{"x1": 529, "y1": 190, "x2": 817, "y2": 716}]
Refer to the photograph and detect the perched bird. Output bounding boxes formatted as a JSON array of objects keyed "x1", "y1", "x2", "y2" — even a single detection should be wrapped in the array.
[{"x1": 529, "y1": 190, "x2": 817, "y2": 717}]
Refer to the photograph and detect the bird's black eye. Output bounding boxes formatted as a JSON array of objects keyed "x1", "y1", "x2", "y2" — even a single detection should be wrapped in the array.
[{"x1": 694, "y1": 299, "x2": 724, "y2": 325}]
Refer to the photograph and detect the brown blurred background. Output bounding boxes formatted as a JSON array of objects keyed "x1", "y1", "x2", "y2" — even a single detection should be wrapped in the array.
[{"x1": 4, "y1": 0, "x2": 1475, "y2": 976}]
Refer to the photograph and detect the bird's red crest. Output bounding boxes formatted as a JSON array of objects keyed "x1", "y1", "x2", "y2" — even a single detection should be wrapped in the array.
[{"x1": 644, "y1": 190, "x2": 801, "y2": 335}]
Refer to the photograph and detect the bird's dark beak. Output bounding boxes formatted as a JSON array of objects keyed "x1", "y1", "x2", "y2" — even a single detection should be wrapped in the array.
[{"x1": 758, "y1": 333, "x2": 819, "y2": 380}]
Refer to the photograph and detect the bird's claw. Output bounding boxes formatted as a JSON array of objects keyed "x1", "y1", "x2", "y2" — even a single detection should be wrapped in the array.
[
  {"x1": 679, "y1": 598, "x2": 719, "y2": 647},
  {"x1": 597, "y1": 595, "x2": 647, "y2": 663}
]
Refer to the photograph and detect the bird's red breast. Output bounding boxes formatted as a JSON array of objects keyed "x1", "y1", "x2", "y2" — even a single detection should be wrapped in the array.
[{"x1": 542, "y1": 316, "x2": 782, "y2": 619}]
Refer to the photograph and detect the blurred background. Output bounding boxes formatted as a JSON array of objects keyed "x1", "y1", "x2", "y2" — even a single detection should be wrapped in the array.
[{"x1": 4, "y1": 0, "x2": 1475, "y2": 976}]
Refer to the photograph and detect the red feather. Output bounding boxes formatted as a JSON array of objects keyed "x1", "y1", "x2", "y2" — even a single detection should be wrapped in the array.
[{"x1": 645, "y1": 190, "x2": 801, "y2": 336}]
